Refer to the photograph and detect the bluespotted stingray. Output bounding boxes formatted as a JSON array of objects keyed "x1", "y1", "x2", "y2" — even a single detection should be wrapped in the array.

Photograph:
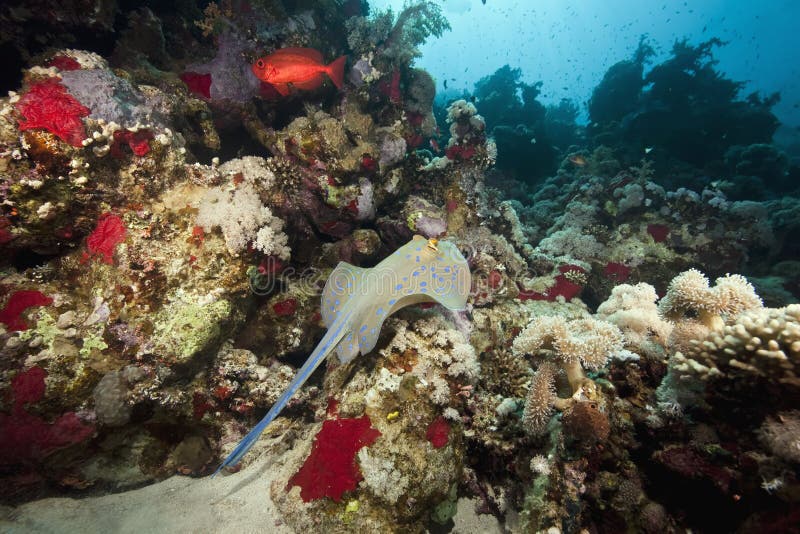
[{"x1": 214, "y1": 236, "x2": 471, "y2": 475}]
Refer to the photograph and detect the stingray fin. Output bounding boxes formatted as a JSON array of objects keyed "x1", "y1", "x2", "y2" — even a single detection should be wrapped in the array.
[{"x1": 321, "y1": 262, "x2": 367, "y2": 329}]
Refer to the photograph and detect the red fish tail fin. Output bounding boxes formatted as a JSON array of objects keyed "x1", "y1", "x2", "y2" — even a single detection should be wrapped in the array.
[{"x1": 326, "y1": 55, "x2": 347, "y2": 90}]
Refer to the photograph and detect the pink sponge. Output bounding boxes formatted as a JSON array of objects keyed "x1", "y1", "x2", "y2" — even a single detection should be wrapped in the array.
[{"x1": 16, "y1": 79, "x2": 90, "y2": 147}]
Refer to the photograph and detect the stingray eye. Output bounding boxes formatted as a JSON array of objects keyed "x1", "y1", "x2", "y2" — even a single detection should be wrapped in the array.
[{"x1": 256, "y1": 59, "x2": 265, "y2": 69}]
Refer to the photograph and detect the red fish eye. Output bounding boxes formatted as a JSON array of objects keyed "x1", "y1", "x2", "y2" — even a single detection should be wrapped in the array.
[{"x1": 256, "y1": 60, "x2": 264, "y2": 68}]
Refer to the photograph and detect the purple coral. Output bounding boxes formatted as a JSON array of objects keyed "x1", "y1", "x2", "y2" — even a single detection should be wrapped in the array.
[
  {"x1": 60, "y1": 68, "x2": 167, "y2": 128},
  {"x1": 187, "y1": 31, "x2": 261, "y2": 104}
]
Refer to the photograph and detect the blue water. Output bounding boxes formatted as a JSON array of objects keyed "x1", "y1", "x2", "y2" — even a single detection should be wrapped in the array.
[{"x1": 375, "y1": 0, "x2": 800, "y2": 127}]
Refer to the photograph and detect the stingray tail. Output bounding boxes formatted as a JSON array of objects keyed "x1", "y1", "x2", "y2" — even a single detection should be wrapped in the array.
[
  {"x1": 212, "y1": 312, "x2": 351, "y2": 478},
  {"x1": 326, "y1": 55, "x2": 347, "y2": 90}
]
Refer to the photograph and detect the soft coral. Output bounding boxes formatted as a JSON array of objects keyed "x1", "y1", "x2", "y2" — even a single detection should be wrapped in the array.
[
  {"x1": 0, "y1": 367, "x2": 94, "y2": 465},
  {"x1": 0, "y1": 290, "x2": 53, "y2": 332},
  {"x1": 15, "y1": 79, "x2": 90, "y2": 147},
  {"x1": 287, "y1": 414, "x2": 381, "y2": 502}
]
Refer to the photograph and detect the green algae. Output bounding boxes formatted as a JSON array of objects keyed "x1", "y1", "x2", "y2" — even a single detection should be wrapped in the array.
[{"x1": 152, "y1": 297, "x2": 233, "y2": 364}]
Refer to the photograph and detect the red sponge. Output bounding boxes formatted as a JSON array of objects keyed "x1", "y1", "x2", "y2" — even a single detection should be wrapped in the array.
[
  {"x1": 16, "y1": 79, "x2": 90, "y2": 147},
  {"x1": 0, "y1": 290, "x2": 53, "y2": 332},
  {"x1": 287, "y1": 414, "x2": 381, "y2": 502}
]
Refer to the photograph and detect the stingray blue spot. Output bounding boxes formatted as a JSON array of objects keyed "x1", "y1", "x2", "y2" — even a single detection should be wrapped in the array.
[
  {"x1": 403, "y1": 277, "x2": 408, "y2": 281},
  {"x1": 329, "y1": 306, "x2": 335, "y2": 311},
  {"x1": 376, "y1": 307, "x2": 383, "y2": 315},
  {"x1": 444, "y1": 267, "x2": 450, "y2": 273},
  {"x1": 420, "y1": 281, "x2": 427, "y2": 287},
  {"x1": 371, "y1": 328, "x2": 376, "y2": 334},
  {"x1": 360, "y1": 325, "x2": 367, "y2": 332},
  {"x1": 420, "y1": 266, "x2": 426, "y2": 271},
  {"x1": 431, "y1": 267, "x2": 436, "y2": 272},
  {"x1": 349, "y1": 344, "x2": 354, "y2": 350},
  {"x1": 396, "y1": 284, "x2": 403, "y2": 290},
  {"x1": 347, "y1": 333, "x2": 353, "y2": 341},
  {"x1": 421, "y1": 288, "x2": 427, "y2": 293},
  {"x1": 362, "y1": 336, "x2": 367, "y2": 342},
  {"x1": 389, "y1": 299, "x2": 396, "y2": 305},
  {"x1": 416, "y1": 246, "x2": 421, "y2": 251},
  {"x1": 416, "y1": 256, "x2": 420, "y2": 262},
  {"x1": 335, "y1": 299, "x2": 340, "y2": 306},
  {"x1": 406, "y1": 254, "x2": 411, "y2": 259},
  {"x1": 413, "y1": 271, "x2": 419, "y2": 277}
]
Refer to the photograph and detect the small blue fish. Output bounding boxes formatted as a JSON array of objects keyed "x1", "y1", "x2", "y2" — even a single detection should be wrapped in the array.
[{"x1": 213, "y1": 236, "x2": 471, "y2": 475}]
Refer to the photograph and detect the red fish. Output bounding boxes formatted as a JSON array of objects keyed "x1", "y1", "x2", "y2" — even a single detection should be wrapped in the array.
[{"x1": 252, "y1": 48, "x2": 346, "y2": 96}]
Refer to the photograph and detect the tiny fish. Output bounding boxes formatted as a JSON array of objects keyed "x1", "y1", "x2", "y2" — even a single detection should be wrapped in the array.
[
  {"x1": 252, "y1": 48, "x2": 346, "y2": 96},
  {"x1": 645, "y1": 146, "x2": 653, "y2": 154},
  {"x1": 569, "y1": 154, "x2": 587, "y2": 167}
]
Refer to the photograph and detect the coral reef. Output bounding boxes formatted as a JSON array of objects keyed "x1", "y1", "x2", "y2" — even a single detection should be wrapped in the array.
[{"x1": 0, "y1": 2, "x2": 797, "y2": 533}]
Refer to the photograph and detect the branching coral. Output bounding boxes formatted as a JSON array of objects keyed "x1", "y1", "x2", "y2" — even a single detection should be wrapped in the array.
[
  {"x1": 672, "y1": 304, "x2": 800, "y2": 387},
  {"x1": 513, "y1": 315, "x2": 623, "y2": 435},
  {"x1": 378, "y1": 315, "x2": 479, "y2": 406}
]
